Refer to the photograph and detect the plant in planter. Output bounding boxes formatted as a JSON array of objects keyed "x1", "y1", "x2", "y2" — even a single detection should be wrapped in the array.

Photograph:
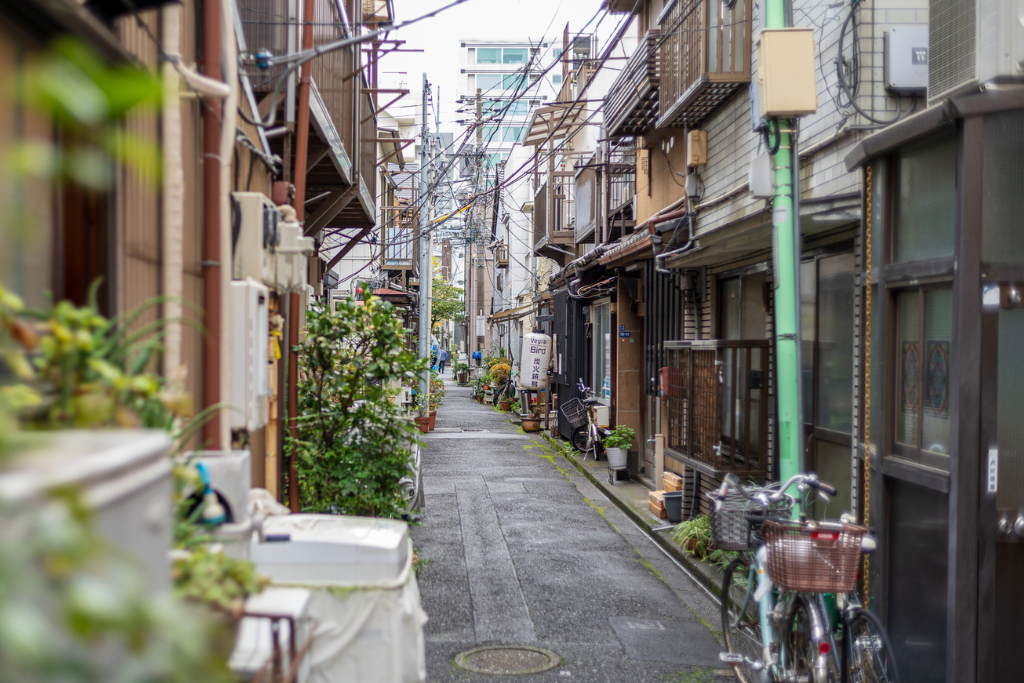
[
  {"x1": 510, "y1": 398, "x2": 521, "y2": 414},
  {"x1": 603, "y1": 425, "x2": 636, "y2": 469},
  {"x1": 289, "y1": 294, "x2": 427, "y2": 518},
  {"x1": 672, "y1": 513, "x2": 714, "y2": 560},
  {"x1": 453, "y1": 360, "x2": 470, "y2": 384}
]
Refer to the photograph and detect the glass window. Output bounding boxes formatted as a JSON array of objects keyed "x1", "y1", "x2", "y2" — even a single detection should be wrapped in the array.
[
  {"x1": 553, "y1": 74, "x2": 562, "y2": 85},
  {"x1": 503, "y1": 73, "x2": 527, "y2": 90},
  {"x1": 502, "y1": 126, "x2": 524, "y2": 143},
  {"x1": 894, "y1": 134, "x2": 956, "y2": 263},
  {"x1": 476, "y1": 73, "x2": 501, "y2": 91},
  {"x1": 982, "y1": 109, "x2": 1024, "y2": 265},
  {"x1": 482, "y1": 125, "x2": 498, "y2": 141},
  {"x1": 553, "y1": 48, "x2": 563, "y2": 59},
  {"x1": 477, "y1": 47, "x2": 500, "y2": 64},
  {"x1": 592, "y1": 301, "x2": 611, "y2": 401},
  {"x1": 502, "y1": 48, "x2": 528, "y2": 64},
  {"x1": 895, "y1": 286, "x2": 953, "y2": 465},
  {"x1": 816, "y1": 253, "x2": 855, "y2": 434},
  {"x1": 720, "y1": 272, "x2": 767, "y2": 340}
]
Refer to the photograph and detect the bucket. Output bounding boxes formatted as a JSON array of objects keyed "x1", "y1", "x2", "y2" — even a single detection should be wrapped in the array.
[{"x1": 663, "y1": 490, "x2": 684, "y2": 524}]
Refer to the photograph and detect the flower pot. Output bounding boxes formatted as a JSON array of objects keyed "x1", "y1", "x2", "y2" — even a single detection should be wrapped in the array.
[
  {"x1": 414, "y1": 416, "x2": 430, "y2": 433},
  {"x1": 458, "y1": 373, "x2": 468, "y2": 384},
  {"x1": 428, "y1": 410, "x2": 436, "y2": 431},
  {"x1": 521, "y1": 417, "x2": 541, "y2": 433},
  {"x1": 499, "y1": 400, "x2": 511, "y2": 411},
  {"x1": 606, "y1": 446, "x2": 628, "y2": 469}
]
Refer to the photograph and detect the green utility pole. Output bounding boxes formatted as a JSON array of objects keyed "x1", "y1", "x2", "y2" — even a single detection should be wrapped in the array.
[
  {"x1": 418, "y1": 73, "x2": 432, "y2": 416},
  {"x1": 764, "y1": 0, "x2": 805, "y2": 484}
]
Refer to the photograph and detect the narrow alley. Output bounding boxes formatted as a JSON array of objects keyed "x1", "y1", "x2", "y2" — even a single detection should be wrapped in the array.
[{"x1": 413, "y1": 381, "x2": 729, "y2": 682}]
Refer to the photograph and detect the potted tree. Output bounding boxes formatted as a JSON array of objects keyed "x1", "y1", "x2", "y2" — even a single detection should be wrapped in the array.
[
  {"x1": 603, "y1": 425, "x2": 636, "y2": 470},
  {"x1": 453, "y1": 360, "x2": 471, "y2": 385},
  {"x1": 428, "y1": 391, "x2": 442, "y2": 430}
]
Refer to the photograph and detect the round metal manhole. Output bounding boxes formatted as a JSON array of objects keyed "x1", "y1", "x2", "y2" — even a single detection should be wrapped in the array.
[{"x1": 454, "y1": 646, "x2": 561, "y2": 675}]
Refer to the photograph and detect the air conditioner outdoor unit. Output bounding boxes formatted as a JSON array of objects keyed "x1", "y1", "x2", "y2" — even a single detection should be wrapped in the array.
[
  {"x1": 232, "y1": 192, "x2": 280, "y2": 285},
  {"x1": 928, "y1": 0, "x2": 1024, "y2": 102},
  {"x1": 230, "y1": 279, "x2": 270, "y2": 432}
]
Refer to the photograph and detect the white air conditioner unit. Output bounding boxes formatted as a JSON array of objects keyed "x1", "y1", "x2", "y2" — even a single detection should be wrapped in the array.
[
  {"x1": 928, "y1": 0, "x2": 1024, "y2": 102},
  {"x1": 230, "y1": 279, "x2": 270, "y2": 432},
  {"x1": 276, "y1": 220, "x2": 315, "y2": 292},
  {"x1": 232, "y1": 192, "x2": 280, "y2": 284}
]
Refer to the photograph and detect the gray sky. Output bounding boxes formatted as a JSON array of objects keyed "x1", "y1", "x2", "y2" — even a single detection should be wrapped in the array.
[{"x1": 384, "y1": 0, "x2": 617, "y2": 139}]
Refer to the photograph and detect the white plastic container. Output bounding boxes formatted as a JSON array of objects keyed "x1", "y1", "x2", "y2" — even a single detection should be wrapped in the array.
[
  {"x1": 189, "y1": 450, "x2": 254, "y2": 559},
  {"x1": 230, "y1": 587, "x2": 315, "y2": 682},
  {"x1": 250, "y1": 515, "x2": 427, "y2": 683},
  {"x1": 519, "y1": 332, "x2": 552, "y2": 389}
]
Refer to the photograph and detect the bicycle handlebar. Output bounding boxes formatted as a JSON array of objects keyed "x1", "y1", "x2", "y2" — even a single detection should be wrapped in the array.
[{"x1": 710, "y1": 471, "x2": 837, "y2": 506}]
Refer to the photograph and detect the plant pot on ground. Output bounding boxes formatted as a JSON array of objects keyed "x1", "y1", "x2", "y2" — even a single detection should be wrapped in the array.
[
  {"x1": 428, "y1": 410, "x2": 436, "y2": 431},
  {"x1": 602, "y1": 425, "x2": 636, "y2": 469},
  {"x1": 414, "y1": 416, "x2": 430, "y2": 433},
  {"x1": 671, "y1": 514, "x2": 714, "y2": 560},
  {"x1": 521, "y1": 412, "x2": 541, "y2": 432},
  {"x1": 499, "y1": 399, "x2": 511, "y2": 411}
]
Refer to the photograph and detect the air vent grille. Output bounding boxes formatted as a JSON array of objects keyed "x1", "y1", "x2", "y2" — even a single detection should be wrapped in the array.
[{"x1": 928, "y1": 0, "x2": 977, "y2": 100}]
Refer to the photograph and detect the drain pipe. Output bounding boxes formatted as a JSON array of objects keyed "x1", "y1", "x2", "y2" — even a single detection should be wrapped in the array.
[{"x1": 285, "y1": 0, "x2": 316, "y2": 513}]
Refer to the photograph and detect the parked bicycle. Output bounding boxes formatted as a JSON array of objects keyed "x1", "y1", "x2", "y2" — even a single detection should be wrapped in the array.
[
  {"x1": 559, "y1": 379, "x2": 608, "y2": 460},
  {"x1": 713, "y1": 473, "x2": 899, "y2": 683}
]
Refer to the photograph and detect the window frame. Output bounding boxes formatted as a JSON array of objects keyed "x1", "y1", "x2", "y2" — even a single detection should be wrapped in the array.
[
  {"x1": 591, "y1": 299, "x2": 612, "y2": 403},
  {"x1": 887, "y1": 281, "x2": 954, "y2": 471}
]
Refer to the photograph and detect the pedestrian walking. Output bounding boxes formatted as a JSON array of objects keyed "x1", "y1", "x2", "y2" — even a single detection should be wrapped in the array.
[{"x1": 437, "y1": 348, "x2": 448, "y2": 374}]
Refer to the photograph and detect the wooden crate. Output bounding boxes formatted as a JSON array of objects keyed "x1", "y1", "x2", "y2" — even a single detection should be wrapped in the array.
[{"x1": 663, "y1": 472, "x2": 684, "y2": 492}]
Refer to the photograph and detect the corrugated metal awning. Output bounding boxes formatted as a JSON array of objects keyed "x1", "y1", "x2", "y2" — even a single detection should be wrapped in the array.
[{"x1": 523, "y1": 103, "x2": 586, "y2": 146}]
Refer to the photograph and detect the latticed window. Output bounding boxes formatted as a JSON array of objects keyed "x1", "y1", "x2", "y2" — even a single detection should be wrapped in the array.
[{"x1": 665, "y1": 340, "x2": 769, "y2": 478}]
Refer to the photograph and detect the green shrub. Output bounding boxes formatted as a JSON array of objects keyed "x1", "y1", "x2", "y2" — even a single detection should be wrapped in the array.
[
  {"x1": 288, "y1": 294, "x2": 426, "y2": 518},
  {"x1": 672, "y1": 514, "x2": 714, "y2": 560},
  {"x1": 603, "y1": 425, "x2": 636, "y2": 450}
]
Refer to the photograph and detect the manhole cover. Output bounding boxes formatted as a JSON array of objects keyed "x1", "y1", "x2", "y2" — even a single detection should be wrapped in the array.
[{"x1": 454, "y1": 646, "x2": 561, "y2": 675}]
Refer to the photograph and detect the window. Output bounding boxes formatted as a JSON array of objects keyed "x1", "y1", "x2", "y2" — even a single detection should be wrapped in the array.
[
  {"x1": 720, "y1": 271, "x2": 768, "y2": 340},
  {"x1": 893, "y1": 134, "x2": 956, "y2": 263},
  {"x1": 503, "y1": 73, "x2": 527, "y2": 89},
  {"x1": 553, "y1": 47, "x2": 563, "y2": 59},
  {"x1": 502, "y1": 48, "x2": 528, "y2": 64},
  {"x1": 553, "y1": 74, "x2": 562, "y2": 85},
  {"x1": 476, "y1": 73, "x2": 502, "y2": 91},
  {"x1": 477, "y1": 47, "x2": 500, "y2": 64},
  {"x1": 894, "y1": 286, "x2": 953, "y2": 468},
  {"x1": 502, "y1": 126, "x2": 524, "y2": 143},
  {"x1": 592, "y1": 300, "x2": 611, "y2": 401}
]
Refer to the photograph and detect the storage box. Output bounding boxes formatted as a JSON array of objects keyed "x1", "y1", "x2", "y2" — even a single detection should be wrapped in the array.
[
  {"x1": 649, "y1": 490, "x2": 665, "y2": 505},
  {"x1": 648, "y1": 490, "x2": 668, "y2": 519},
  {"x1": 663, "y1": 472, "x2": 684, "y2": 492},
  {"x1": 649, "y1": 501, "x2": 668, "y2": 520}
]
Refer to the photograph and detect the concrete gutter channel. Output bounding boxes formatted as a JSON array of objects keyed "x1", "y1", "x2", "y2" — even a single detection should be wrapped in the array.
[{"x1": 528, "y1": 426, "x2": 729, "y2": 604}]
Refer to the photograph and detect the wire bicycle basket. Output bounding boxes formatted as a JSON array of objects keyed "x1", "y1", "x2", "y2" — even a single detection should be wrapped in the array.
[
  {"x1": 761, "y1": 520, "x2": 867, "y2": 593},
  {"x1": 560, "y1": 398, "x2": 588, "y2": 429},
  {"x1": 708, "y1": 490, "x2": 793, "y2": 551}
]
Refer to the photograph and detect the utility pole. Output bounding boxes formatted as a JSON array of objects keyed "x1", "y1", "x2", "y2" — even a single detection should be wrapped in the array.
[
  {"x1": 765, "y1": 1, "x2": 805, "y2": 483},
  {"x1": 418, "y1": 73, "x2": 431, "y2": 416},
  {"x1": 466, "y1": 87, "x2": 483, "y2": 358}
]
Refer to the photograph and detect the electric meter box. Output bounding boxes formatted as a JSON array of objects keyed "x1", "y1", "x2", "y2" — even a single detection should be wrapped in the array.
[
  {"x1": 884, "y1": 26, "x2": 928, "y2": 94},
  {"x1": 757, "y1": 28, "x2": 818, "y2": 118}
]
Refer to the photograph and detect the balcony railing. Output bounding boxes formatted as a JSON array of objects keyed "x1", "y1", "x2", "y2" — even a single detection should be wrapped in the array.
[
  {"x1": 494, "y1": 244, "x2": 509, "y2": 269},
  {"x1": 658, "y1": 0, "x2": 752, "y2": 129},
  {"x1": 664, "y1": 339, "x2": 770, "y2": 478},
  {"x1": 605, "y1": 30, "x2": 661, "y2": 138},
  {"x1": 574, "y1": 165, "x2": 597, "y2": 245}
]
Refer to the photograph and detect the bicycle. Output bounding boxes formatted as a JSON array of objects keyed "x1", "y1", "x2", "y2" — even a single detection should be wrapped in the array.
[
  {"x1": 559, "y1": 379, "x2": 608, "y2": 459},
  {"x1": 716, "y1": 474, "x2": 900, "y2": 683}
]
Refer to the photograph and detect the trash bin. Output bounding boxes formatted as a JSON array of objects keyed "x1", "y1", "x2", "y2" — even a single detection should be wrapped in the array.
[
  {"x1": 250, "y1": 515, "x2": 428, "y2": 683},
  {"x1": 663, "y1": 490, "x2": 684, "y2": 523}
]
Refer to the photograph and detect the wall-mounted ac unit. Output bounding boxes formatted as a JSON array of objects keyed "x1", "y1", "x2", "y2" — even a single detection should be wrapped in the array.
[
  {"x1": 929, "y1": 0, "x2": 1024, "y2": 103},
  {"x1": 232, "y1": 193, "x2": 280, "y2": 284},
  {"x1": 230, "y1": 279, "x2": 270, "y2": 432}
]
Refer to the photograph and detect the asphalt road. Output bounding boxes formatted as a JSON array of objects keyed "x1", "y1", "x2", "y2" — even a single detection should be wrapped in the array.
[{"x1": 411, "y1": 380, "x2": 735, "y2": 683}]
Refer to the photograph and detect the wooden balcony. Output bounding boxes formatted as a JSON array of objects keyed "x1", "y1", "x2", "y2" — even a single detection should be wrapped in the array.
[
  {"x1": 664, "y1": 339, "x2": 769, "y2": 479},
  {"x1": 605, "y1": 30, "x2": 661, "y2": 138},
  {"x1": 658, "y1": 0, "x2": 752, "y2": 130}
]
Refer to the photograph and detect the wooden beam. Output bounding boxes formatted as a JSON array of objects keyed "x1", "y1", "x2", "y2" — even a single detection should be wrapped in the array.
[
  {"x1": 325, "y1": 226, "x2": 372, "y2": 271},
  {"x1": 362, "y1": 92, "x2": 407, "y2": 123},
  {"x1": 304, "y1": 186, "x2": 358, "y2": 236},
  {"x1": 376, "y1": 139, "x2": 415, "y2": 167}
]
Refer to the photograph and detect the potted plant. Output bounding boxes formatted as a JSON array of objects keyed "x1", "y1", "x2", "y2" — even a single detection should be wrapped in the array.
[
  {"x1": 453, "y1": 360, "x2": 471, "y2": 385},
  {"x1": 603, "y1": 425, "x2": 636, "y2": 470},
  {"x1": 521, "y1": 408, "x2": 541, "y2": 433},
  {"x1": 428, "y1": 391, "x2": 442, "y2": 430},
  {"x1": 671, "y1": 514, "x2": 714, "y2": 559},
  {"x1": 499, "y1": 397, "x2": 512, "y2": 411}
]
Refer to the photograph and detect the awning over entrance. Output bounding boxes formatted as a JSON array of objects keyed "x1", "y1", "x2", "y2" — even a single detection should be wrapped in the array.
[
  {"x1": 523, "y1": 103, "x2": 587, "y2": 146},
  {"x1": 662, "y1": 194, "x2": 861, "y2": 268}
]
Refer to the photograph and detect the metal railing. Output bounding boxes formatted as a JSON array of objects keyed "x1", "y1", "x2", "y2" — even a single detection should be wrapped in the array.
[
  {"x1": 605, "y1": 29, "x2": 661, "y2": 138},
  {"x1": 664, "y1": 339, "x2": 770, "y2": 478},
  {"x1": 659, "y1": 0, "x2": 752, "y2": 129}
]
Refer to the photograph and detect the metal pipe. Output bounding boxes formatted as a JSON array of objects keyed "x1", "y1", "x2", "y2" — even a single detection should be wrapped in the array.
[
  {"x1": 292, "y1": 0, "x2": 315, "y2": 222},
  {"x1": 162, "y1": 3, "x2": 184, "y2": 379},
  {"x1": 201, "y1": 0, "x2": 224, "y2": 449},
  {"x1": 288, "y1": 291, "x2": 300, "y2": 512}
]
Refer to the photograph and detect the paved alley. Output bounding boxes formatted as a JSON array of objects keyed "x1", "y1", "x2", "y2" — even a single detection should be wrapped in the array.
[{"x1": 411, "y1": 380, "x2": 733, "y2": 682}]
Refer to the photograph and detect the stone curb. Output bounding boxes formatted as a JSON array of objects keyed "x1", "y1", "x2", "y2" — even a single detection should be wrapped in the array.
[{"x1": 537, "y1": 431, "x2": 728, "y2": 602}]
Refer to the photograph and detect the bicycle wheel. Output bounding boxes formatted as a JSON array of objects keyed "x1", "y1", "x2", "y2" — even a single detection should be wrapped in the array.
[
  {"x1": 571, "y1": 426, "x2": 588, "y2": 453},
  {"x1": 846, "y1": 608, "x2": 900, "y2": 683},
  {"x1": 721, "y1": 557, "x2": 761, "y2": 683},
  {"x1": 783, "y1": 594, "x2": 822, "y2": 683}
]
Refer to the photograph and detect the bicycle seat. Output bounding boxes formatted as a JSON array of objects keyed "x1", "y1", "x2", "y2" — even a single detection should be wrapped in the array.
[{"x1": 582, "y1": 397, "x2": 603, "y2": 405}]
